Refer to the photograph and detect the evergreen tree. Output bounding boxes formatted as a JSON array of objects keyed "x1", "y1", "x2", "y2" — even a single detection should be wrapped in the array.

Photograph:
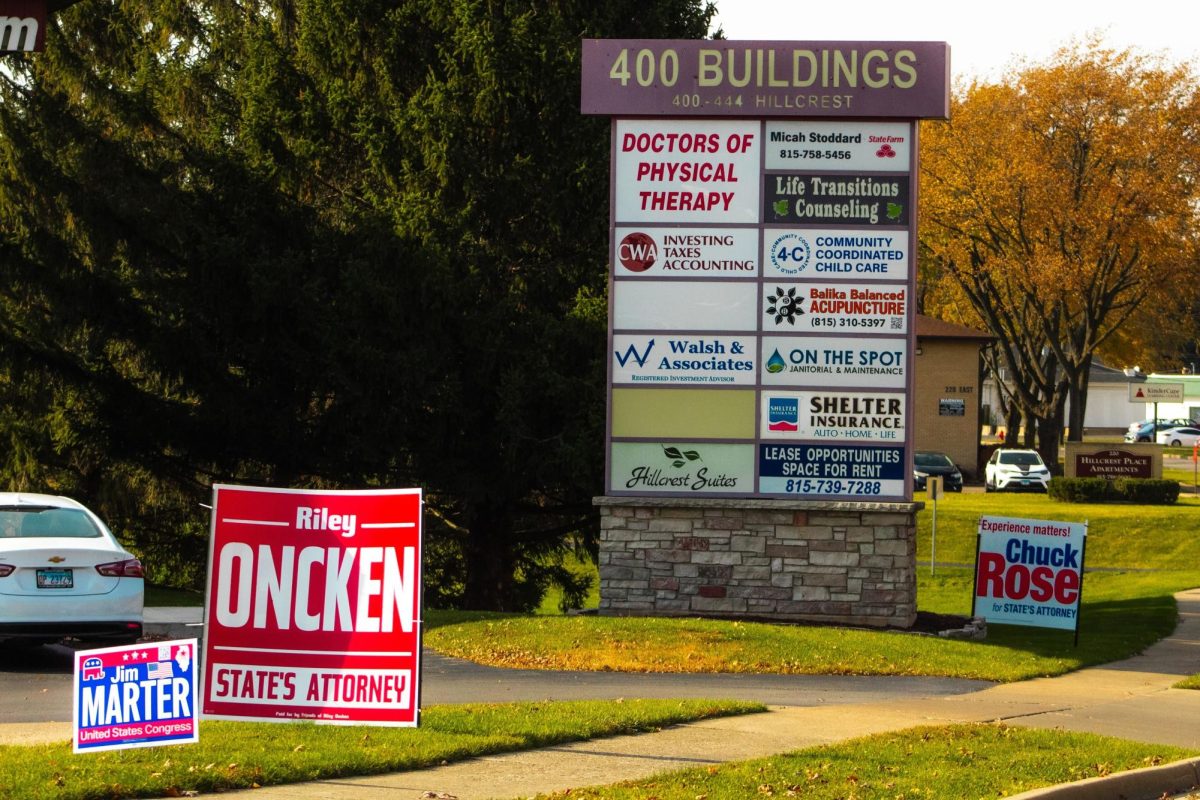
[{"x1": 0, "y1": 0, "x2": 717, "y2": 609}]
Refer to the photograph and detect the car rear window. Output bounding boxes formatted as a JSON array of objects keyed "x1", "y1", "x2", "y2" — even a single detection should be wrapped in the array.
[
  {"x1": 915, "y1": 453, "x2": 953, "y2": 468},
  {"x1": 0, "y1": 508, "x2": 101, "y2": 539}
]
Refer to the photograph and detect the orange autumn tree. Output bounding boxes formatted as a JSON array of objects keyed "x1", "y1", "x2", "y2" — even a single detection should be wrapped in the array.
[{"x1": 920, "y1": 42, "x2": 1200, "y2": 463}]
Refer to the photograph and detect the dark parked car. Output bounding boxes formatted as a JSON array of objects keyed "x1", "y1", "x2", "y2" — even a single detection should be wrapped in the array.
[{"x1": 913, "y1": 451, "x2": 963, "y2": 492}]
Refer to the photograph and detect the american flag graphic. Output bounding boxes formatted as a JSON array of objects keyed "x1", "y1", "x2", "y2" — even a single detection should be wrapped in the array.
[{"x1": 146, "y1": 661, "x2": 174, "y2": 680}]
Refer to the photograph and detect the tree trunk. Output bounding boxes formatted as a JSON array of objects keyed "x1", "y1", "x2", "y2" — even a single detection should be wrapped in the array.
[
  {"x1": 1023, "y1": 411, "x2": 1037, "y2": 448},
  {"x1": 1003, "y1": 397, "x2": 1021, "y2": 444},
  {"x1": 461, "y1": 508, "x2": 517, "y2": 611},
  {"x1": 1066, "y1": 355, "x2": 1092, "y2": 442},
  {"x1": 1036, "y1": 403, "x2": 1066, "y2": 476}
]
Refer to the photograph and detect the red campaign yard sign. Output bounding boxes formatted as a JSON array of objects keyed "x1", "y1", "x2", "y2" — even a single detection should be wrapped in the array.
[
  {"x1": 203, "y1": 485, "x2": 423, "y2": 726},
  {"x1": 972, "y1": 515, "x2": 1086, "y2": 632}
]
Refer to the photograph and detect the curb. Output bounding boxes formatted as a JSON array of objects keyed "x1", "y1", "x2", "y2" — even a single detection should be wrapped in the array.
[{"x1": 1008, "y1": 757, "x2": 1200, "y2": 800}]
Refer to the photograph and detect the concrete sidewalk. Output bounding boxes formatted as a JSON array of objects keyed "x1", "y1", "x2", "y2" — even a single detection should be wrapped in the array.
[{"x1": 5, "y1": 593, "x2": 1200, "y2": 799}]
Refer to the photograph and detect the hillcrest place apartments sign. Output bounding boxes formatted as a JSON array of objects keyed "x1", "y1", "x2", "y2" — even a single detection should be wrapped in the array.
[{"x1": 584, "y1": 40, "x2": 950, "y2": 503}]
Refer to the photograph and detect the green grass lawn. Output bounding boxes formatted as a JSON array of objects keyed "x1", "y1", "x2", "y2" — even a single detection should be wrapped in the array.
[
  {"x1": 91, "y1": 491, "x2": 1200, "y2": 799},
  {"x1": 148, "y1": 492, "x2": 1199, "y2": 683},
  {"x1": 916, "y1": 491, "x2": 1200, "y2": 568},
  {"x1": 427, "y1": 565, "x2": 1198, "y2": 681},
  {"x1": 428, "y1": 492, "x2": 1200, "y2": 680},
  {"x1": 0, "y1": 700, "x2": 761, "y2": 800},
  {"x1": 1163, "y1": 465, "x2": 1200, "y2": 487},
  {"x1": 144, "y1": 585, "x2": 205, "y2": 607},
  {"x1": 535, "y1": 724, "x2": 1198, "y2": 800}
]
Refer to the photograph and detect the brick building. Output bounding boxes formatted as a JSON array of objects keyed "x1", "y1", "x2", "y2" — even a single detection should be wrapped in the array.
[{"x1": 914, "y1": 315, "x2": 993, "y2": 480}]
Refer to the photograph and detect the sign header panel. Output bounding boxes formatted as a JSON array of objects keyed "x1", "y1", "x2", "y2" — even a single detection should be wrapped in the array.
[
  {"x1": 0, "y1": 2, "x2": 45, "y2": 52},
  {"x1": 582, "y1": 40, "x2": 950, "y2": 118}
]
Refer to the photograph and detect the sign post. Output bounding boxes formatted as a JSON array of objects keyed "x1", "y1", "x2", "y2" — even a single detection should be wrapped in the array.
[
  {"x1": 927, "y1": 476, "x2": 942, "y2": 575},
  {"x1": 202, "y1": 485, "x2": 423, "y2": 727}
]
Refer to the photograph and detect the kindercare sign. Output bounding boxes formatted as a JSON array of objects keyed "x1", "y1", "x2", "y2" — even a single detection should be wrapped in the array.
[
  {"x1": 586, "y1": 39, "x2": 948, "y2": 501},
  {"x1": 203, "y1": 485, "x2": 423, "y2": 726},
  {"x1": 972, "y1": 516, "x2": 1086, "y2": 631}
]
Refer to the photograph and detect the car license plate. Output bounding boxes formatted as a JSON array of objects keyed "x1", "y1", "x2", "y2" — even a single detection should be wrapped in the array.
[{"x1": 36, "y1": 568, "x2": 73, "y2": 589}]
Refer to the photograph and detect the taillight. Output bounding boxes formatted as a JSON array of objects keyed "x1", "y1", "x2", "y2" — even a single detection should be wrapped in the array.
[
  {"x1": 96, "y1": 558, "x2": 144, "y2": 578},
  {"x1": 0, "y1": 564, "x2": 13, "y2": 577}
]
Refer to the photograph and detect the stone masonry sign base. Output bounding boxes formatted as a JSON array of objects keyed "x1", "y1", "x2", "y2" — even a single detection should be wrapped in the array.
[{"x1": 595, "y1": 496, "x2": 921, "y2": 629}]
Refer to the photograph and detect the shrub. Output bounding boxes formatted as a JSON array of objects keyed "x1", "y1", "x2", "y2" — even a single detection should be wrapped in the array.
[
  {"x1": 1048, "y1": 477, "x2": 1115, "y2": 502},
  {"x1": 1048, "y1": 477, "x2": 1178, "y2": 504},
  {"x1": 1113, "y1": 478, "x2": 1180, "y2": 504}
]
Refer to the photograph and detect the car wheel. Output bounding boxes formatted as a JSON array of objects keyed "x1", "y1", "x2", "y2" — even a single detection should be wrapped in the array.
[{"x1": 1172, "y1": 439, "x2": 1182, "y2": 447}]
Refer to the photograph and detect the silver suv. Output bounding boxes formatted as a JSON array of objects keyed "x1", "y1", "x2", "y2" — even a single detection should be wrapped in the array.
[{"x1": 985, "y1": 449, "x2": 1051, "y2": 492}]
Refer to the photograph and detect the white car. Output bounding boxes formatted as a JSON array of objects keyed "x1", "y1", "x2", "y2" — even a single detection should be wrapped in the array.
[
  {"x1": 1156, "y1": 427, "x2": 1200, "y2": 448},
  {"x1": 0, "y1": 493, "x2": 143, "y2": 645},
  {"x1": 985, "y1": 449, "x2": 1052, "y2": 492},
  {"x1": 1124, "y1": 418, "x2": 1193, "y2": 443}
]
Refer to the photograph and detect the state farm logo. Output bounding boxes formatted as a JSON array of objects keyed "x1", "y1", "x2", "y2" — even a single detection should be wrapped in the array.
[
  {"x1": 617, "y1": 232, "x2": 657, "y2": 272},
  {"x1": 876, "y1": 144, "x2": 897, "y2": 158}
]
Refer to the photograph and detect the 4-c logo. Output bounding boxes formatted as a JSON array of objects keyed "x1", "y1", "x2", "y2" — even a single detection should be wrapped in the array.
[{"x1": 769, "y1": 233, "x2": 811, "y2": 274}]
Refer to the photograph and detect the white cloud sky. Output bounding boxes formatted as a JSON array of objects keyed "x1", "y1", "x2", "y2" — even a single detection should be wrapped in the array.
[{"x1": 712, "y1": 0, "x2": 1199, "y2": 82}]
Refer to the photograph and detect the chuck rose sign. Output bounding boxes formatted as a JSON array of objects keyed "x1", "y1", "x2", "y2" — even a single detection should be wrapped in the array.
[
  {"x1": 587, "y1": 39, "x2": 949, "y2": 501},
  {"x1": 202, "y1": 485, "x2": 423, "y2": 726},
  {"x1": 972, "y1": 515, "x2": 1087, "y2": 632}
]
